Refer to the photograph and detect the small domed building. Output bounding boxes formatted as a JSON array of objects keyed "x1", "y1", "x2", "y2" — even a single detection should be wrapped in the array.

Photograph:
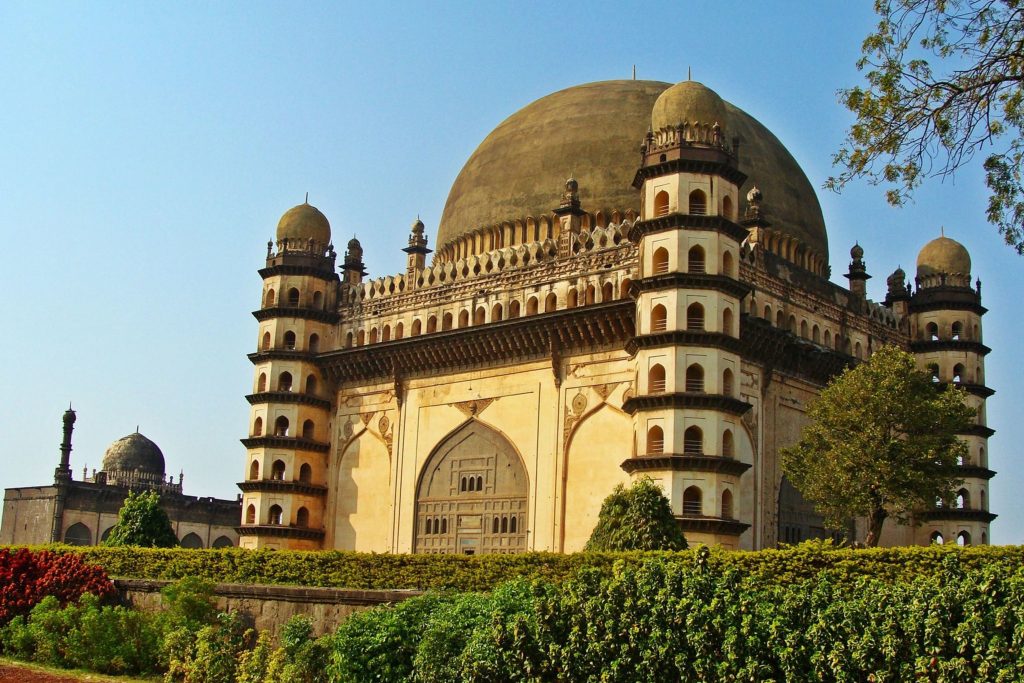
[
  {"x1": 1, "y1": 412, "x2": 241, "y2": 547},
  {"x1": 240, "y1": 78, "x2": 994, "y2": 552}
]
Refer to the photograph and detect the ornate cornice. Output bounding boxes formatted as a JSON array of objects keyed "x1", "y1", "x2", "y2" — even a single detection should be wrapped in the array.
[
  {"x1": 252, "y1": 307, "x2": 340, "y2": 324},
  {"x1": 240, "y1": 436, "x2": 331, "y2": 453},
  {"x1": 628, "y1": 213, "x2": 749, "y2": 243},
  {"x1": 909, "y1": 340, "x2": 990, "y2": 356},
  {"x1": 319, "y1": 301, "x2": 634, "y2": 384},
  {"x1": 236, "y1": 480, "x2": 328, "y2": 496},
  {"x1": 622, "y1": 392, "x2": 752, "y2": 416},
  {"x1": 621, "y1": 455, "x2": 751, "y2": 476},
  {"x1": 631, "y1": 272, "x2": 751, "y2": 299},
  {"x1": 236, "y1": 525, "x2": 326, "y2": 540},
  {"x1": 246, "y1": 392, "x2": 332, "y2": 410}
]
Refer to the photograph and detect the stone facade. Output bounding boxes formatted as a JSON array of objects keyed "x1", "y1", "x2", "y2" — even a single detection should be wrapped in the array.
[{"x1": 239, "y1": 78, "x2": 994, "y2": 553}]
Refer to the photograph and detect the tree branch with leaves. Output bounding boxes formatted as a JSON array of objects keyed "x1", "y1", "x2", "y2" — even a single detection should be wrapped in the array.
[{"x1": 828, "y1": 0, "x2": 1024, "y2": 252}]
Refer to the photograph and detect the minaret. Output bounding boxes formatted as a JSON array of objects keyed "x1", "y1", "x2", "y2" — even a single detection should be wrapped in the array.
[
  {"x1": 909, "y1": 234, "x2": 995, "y2": 545},
  {"x1": 239, "y1": 201, "x2": 339, "y2": 550},
  {"x1": 50, "y1": 407, "x2": 76, "y2": 542},
  {"x1": 621, "y1": 79, "x2": 753, "y2": 549}
]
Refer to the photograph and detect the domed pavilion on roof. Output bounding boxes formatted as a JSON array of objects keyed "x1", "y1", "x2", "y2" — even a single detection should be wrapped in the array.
[{"x1": 238, "y1": 76, "x2": 996, "y2": 553}]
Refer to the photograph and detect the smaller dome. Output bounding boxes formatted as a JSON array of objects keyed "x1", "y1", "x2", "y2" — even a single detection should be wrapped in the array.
[
  {"x1": 651, "y1": 80, "x2": 728, "y2": 131},
  {"x1": 917, "y1": 235, "x2": 971, "y2": 278},
  {"x1": 102, "y1": 432, "x2": 166, "y2": 477},
  {"x1": 276, "y1": 202, "x2": 331, "y2": 245}
]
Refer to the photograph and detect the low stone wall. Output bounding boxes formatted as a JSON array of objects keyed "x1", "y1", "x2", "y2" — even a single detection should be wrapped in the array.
[{"x1": 115, "y1": 578, "x2": 421, "y2": 637}]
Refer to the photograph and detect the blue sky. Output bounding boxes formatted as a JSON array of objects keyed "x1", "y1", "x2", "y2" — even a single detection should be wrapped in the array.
[{"x1": 2, "y1": 2, "x2": 1021, "y2": 544}]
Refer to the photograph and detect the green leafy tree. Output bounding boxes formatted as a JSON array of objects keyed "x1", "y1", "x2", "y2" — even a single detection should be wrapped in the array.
[
  {"x1": 781, "y1": 345, "x2": 973, "y2": 547},
  {"x1": 585, "y1": 477, "x2": 687, "y2": 552},
  {"x1": 828, "y1": 0, "x2": 1024, "y2": 252},
  {"x1": 103, "y1": 490, "x2": 178, "y2": 548}
]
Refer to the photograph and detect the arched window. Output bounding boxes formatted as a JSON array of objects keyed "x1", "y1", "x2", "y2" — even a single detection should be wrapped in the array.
[
  {"x1": 312, "y1": 291, "x2": 323, "y2": 309},
  {"x1": 800, "y1": 320, "x2": 808, "y2": 339},
  {"x1": 722, "y1": 308, "x2": 734, "y2": 335},
  {"x1": 646, "y1": 425, "x2": 664, "y2": 454},
  {"x1": 957, "y1": 531, "x2": 971, "y2": 546},
  {"x1": 652, "y1": 247, "x2": 670, "y2": 274},
  {"x1": 302, "y1": 420, "x2": 315, "y2": 440},
  {"x1": 684, "y1": 426, "x2": 703, "y2": 454},
  {"x1": 442, "y1": 312, "x2": 453, "y2": 331},
  {"x1": 261, "y1": 332, "x2": 271, "y2": 351},
  {"x1": 567, "y1": 288, "x2": 578, "y2": 308},
  {"x1": 396, "y1": 322, "x2": 404, "y2": 339},
  {"x1": 369, "y1": 328, "x2": 378, "y2": 344},
  {"x1": 287, "y1": 288, "x2": 300, "y2": 307},
  {"x1": 249, "y1": 460, "x2": 259, "y2": 480},
  {"x1": 651, "y1": 304, "x2": 668, "y2": 332},
  {"x1": 722, "y1": 489, "x2": 734, "y2": 519},
  {"x1": 308, "y1": 333, "x2": 320, "y2": 353},
  {"x1": 509, "y1": 300, "x2": 521, "y2": 318},
  {"x1": 687, "y1": 302, "x2": 705, "y2": 331},
  {"x1": 688, "y1": 189, "x2": 707, "y2": 215},
  {"x1": 283, "y1": 331, "x2": 296, "y2": 349},
  {"x1": 930, "y1": 531, "x2": 944, "y2": 545},
  {"x1": 264, "y1": 289, "x2": 275, "y2": 307},
  {"x1": 273, "y1": 416, "x2": 289, "y2": 436},
  {"x1": 926, "y1": 322, "x2": 939, "y2": 341},
  {"x1": 296, "y1": 507, "x2": 309, "y2": 528},
  {"x1": 602, "y1": 282, "x2": 614, "y2": 302},
  {"x1": 683, "y1": 486, "x2": 703, "y2": 515},
  {"x1": 526, "y1": 297, "x2": 539, "y2": 315},
  {"x1": 722, "y1": 368, "x2": 734, "y2": 397},
  {"x1": 951, "y1": 321, "x2": 962, "y2": 340},
  {"x1": 688, "y1": 245, "x2": 706, "y2": 273},
  {"x1": 953, "y1": 364, "x2": 965, "y2": 383},
  {"x1": 722, "y1": 250, "x2": 734, "y2": 277},
  {"x1": 278, "y1": 372, "x2": 292, "y2": 392},
  {"x1": 812, "y1": 325, "x2": 820, "y2": 344},
  {"x1": 475, "y1": 307, "x2": 486, "y2": 325},
  {"x1": 956, "y1": 488, "x2": 969, "y2": 509},
  {"x1": 649, "y1": 364, "x2": 667, "y2": 393},
  {"x1": 305, "y1": 374, "x2": 317, "y2": 395},
  {"x1": 654, "y1": 190, "x2": 670, "y2": 217},
  {"x1": 271, "y1": 460, "x2": 285, "y2": 480},
  {"x1": 299, "y1": 463, "x2": 312, "y2": 483},
  {"x1": 544, "y1": 292, "x2": 557, "y2": 312},
  {"x1": 685, "y1": 364, "x2": 704, "y2": 392},
  {"x1": 245, "y1": 504, "x2": 256, "y2": 524},
  {"x1": 268, "y1": 505, "x2": 283, "y2": 525},
  {"x1": 252, "y1": 417, "x2": 263, "y2": 437},
  {"x1": 257, "y1": 373, "x2": 267, "y2": 392},
  {"x1": 722, "y1": 429, "x2": 734, "y2": 458},
  {"x1": 427, "y1": 316, "x2": 438, "y2": 333}
]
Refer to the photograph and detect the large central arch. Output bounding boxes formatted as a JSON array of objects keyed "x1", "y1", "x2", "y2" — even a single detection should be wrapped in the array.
[{"x1": 414, "y1": 420, "x2": 528, "y2": 555}]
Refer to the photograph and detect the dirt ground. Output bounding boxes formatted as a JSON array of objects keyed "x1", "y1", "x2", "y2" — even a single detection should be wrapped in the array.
[{"x1": 0, "y1": 662, "x2": 156, "y2": 682}]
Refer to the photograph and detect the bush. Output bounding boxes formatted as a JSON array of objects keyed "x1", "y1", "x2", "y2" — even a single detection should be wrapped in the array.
[{"x1": 0, "y1": 548, "x2": 115, "y2": 624}]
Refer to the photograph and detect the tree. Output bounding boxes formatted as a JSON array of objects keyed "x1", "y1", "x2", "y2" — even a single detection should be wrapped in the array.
[
  {"x1": 828, "y1": 0, "x2": 1024, "y2": 252},
  {"x1": 585, "y1": 477, "x2": 687, "y2": 551},
  {"x1": 781, "y1": 345, "x2": 973, "y2": 547},
  {"x1": 103, "y1": 490, "x2": 179, "y2": 548}
]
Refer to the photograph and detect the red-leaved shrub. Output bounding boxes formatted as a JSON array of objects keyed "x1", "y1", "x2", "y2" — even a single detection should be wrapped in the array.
[{"x1": 0, "y1": 548, "x2": 115, "y2": 623}]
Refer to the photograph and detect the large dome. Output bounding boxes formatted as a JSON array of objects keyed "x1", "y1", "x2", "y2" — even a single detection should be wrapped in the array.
[
  {"x1": 437, "y1": 79, "x2": 828, "y2": 263},
  {"x1": 101, "y1": 432, "x2": 166, "y2": 477}
]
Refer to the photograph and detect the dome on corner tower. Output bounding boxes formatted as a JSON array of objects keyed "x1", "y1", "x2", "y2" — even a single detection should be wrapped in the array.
[
  {"x1": 916, "y1": 235, "x2": 971, "y2": 279},
  {"x1": 101, "y1": 432, "x2": 166, "y2": 478},
  {"x1": 651, "y1": 80, "x2": 728, "y2": 130},
  {"x1": 276, "y1": 202, "x2": 331, "y2": 245},
  {"x1": 437, "y1": 79, "x2": 829, "y2": 265}
]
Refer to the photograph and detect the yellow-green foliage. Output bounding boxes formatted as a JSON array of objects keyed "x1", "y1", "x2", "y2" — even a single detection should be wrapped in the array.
[{"x1": 12, "y1": 541, "x2": 1024, "y2": 591}]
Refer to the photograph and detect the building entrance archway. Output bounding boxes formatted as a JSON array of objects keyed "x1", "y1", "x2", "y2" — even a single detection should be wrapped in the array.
[{"x1": 415, "y1": 420, "x2": 528, "y2": 555}]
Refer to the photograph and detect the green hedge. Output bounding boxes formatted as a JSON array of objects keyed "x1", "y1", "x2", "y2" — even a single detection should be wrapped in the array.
[{"x1": 13, "y1": 542, "x2": 1024, "y2": 592}]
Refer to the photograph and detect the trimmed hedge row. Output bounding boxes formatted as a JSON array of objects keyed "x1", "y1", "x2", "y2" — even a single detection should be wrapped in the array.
[{"x1": 18, "y1": 542, "x2": 1024, "y2": 591}]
